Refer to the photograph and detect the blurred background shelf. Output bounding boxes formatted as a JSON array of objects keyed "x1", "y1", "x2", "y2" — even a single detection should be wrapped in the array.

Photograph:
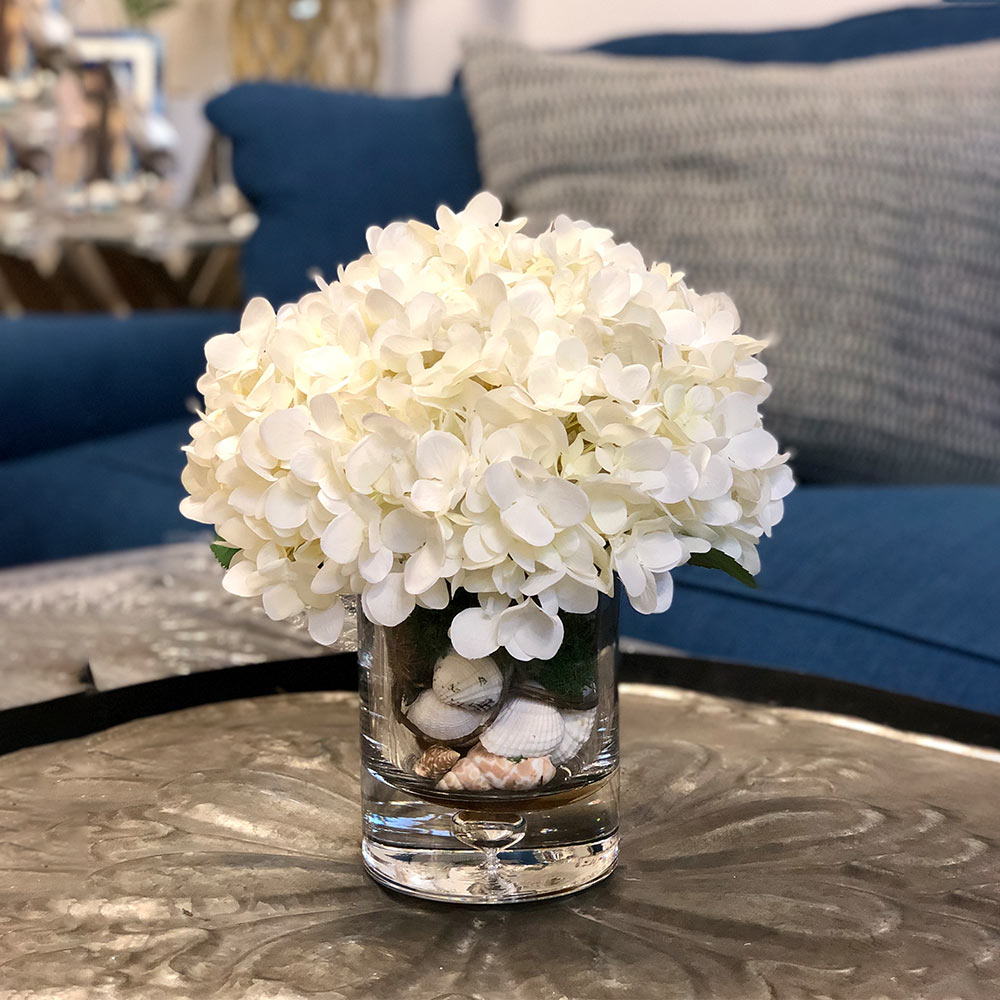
[{"x1": 0, "y1": 209, "x2": 254, "y2": 312}]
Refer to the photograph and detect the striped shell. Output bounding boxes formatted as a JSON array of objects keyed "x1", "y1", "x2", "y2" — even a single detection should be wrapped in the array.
[
  {"x1": 479, "y1": 696, "x2": 564, "y2": 758},
  {"x1": 413, "y1": 745, "x2": 461, "y2": 779},
  {"x1": 432, "y1": 652, "x2": 503, "y2": 711},
  {"x1": 405, "y1": 689, "x2": 487, "y2": 742},
  {"x1": 550, "y1": 707, "x2": 597, "y2": 766},
  {"x1": 436, "y1": 744, "x2": 556, "y2": 792}
]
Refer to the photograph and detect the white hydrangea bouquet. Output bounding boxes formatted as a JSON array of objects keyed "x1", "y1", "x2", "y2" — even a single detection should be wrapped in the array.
[{"x1": 181, "y1": 193, "x2": 792, "y2": 661}]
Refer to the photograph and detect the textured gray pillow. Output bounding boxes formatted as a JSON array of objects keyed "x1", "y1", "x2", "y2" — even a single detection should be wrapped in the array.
[{"x1": 460, "y1": 37, "x2": 1000, "y2": 483}]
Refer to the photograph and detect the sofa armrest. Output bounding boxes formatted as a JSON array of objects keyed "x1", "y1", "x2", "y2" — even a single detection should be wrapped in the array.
[{"x1": 2, "y1": 309, "x2": 240, "y2": 461}]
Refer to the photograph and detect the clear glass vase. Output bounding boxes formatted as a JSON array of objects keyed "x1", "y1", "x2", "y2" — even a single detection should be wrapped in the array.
[{"x1": 359, "y1": 593, "x2": 620, "y2": 903}]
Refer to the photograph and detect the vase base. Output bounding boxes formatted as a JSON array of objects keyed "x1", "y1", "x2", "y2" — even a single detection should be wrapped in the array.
[{"x1": 362, "y1": 833, "x2": 619, "y2": 904}]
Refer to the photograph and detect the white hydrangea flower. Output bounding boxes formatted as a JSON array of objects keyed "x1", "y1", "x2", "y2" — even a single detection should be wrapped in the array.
[{"x1": 181, "y1": 192, "x2": 793, "y2": 655}]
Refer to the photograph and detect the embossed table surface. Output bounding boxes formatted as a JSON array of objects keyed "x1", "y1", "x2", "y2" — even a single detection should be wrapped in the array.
[
  {"x1": 1, "y1": 688, "x2": 998, "y2": 1000},
  {"x1": 0, "y1": 544, "x2": 345, "y2": 710}
]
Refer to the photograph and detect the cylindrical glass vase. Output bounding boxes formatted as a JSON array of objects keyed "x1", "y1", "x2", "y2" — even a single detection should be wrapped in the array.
[{"x1": 359, "y1": 594, "x2": 620, "y2": 903}]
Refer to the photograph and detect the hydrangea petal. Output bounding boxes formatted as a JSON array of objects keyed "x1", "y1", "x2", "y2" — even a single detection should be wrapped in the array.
[
  {"x1": 239, "y1": 296, "x2": 276, "y2": 345},
  {"x1": 307, "y1": 602, "x2": 346, "y2": 645},
  {"x1": 484, "y1": 462, "x2": 522, "y2": 511},
  {"x1": 404, "y1": 541, "x2": 445, "y2": 595},
  {"x1": 501, "y1": 497, "x2": 555, "y2": 547},
  {"x1": 601, "y1": 354, "x2": 650, "y2": 401},
  {"x1": 499, "y1": 601, "x2": 564, "y2": 661},
  {"x1": 416, "y1": 579, "x2": 450, "y2": 609},
  {"x1": 589, "y1": 267, "x2": 631, "y2": 316},
  {"x1": 463, "y1": 525, "x2": 496, "y2": 565},
  {"x1": 222, "y1": 559, "x2": 266, "y2": 597},
  {"x1": 622, "y1": 436, "x2": 672, "y2": 471},
  {"x1": 691, "y1": 455, "x2": 734, "y2": 501},
  {"x1": 769, "y1": 464, "x2": 796, "y2": 500},
  {"x1": 462, "y1": 190, "x2": 503, "y2": 228},
  {"x1": 662, "y1": 309, "x2": 703, "y2": 345},
  {"x1": 551, "y1": 577, "x2": 600, "y2": 615},
  {"x1": 415, "y1": 430, "x2": 466, "y2": 481},
  {"x1": 264, "y1": 480, "x2": 310, "y2": 531},
  {"x1": 381, "y1": 508, "x2": 427, "y2": 553},
  {"x1": 471, "y1": 272, "x2": 507, "y2": 315},
  {"x1": 723, "y1": 429, "x2": 779, "y2": 470},
  {"x1": 411, "y1": 480, "x2": 454, "y2": 514},
  {"x1": 614, "y1": 546, "x2": 648, "y2": 599},
  {"x1": 537, "y1": 477, "x2": 590, "y2": 528},
  {"x1": 345, "y1": 436, "x2": 392, "y2": 492},
  {"x1": 205, "y1": 332, "x2": 254, "y2": 373},
  {"x1": 655, "y1": 453, "x2": 700, "y2": 504},
  {"x1": 628, "y1": 568, "x2": 673, "y2": 615},
  {"x1": 262, "y1": 582, "x2": 304, "y2": 621},
  {"x1": 590, "y1": 493, "x2": 629, "y2": 535},
  {"x1": 636, "y1": 532, "x2": 683, "y2": 573},
  {"x1": 362, "y1": 572, "x2": 415, "y2": 627},
  {"x1": 309, "y1": 393, "x2": 343, "y2": 437},
  {"x1": 704, "y1": 309, "x2": 738, "y2": 342},
  {"x1": 653, "y1": 571, "x2": 674, "y2": 613},
  {"x1": 359, "y1": 544, "x2": 393, "y2": 585},
  {"x1": 449, "y1": 607, "x2": 501, "y2": 659},
  {"x1": 320, "y1": 511, "x2": 365, "y2": 562},
  {"x1": 556, "y1": 336, "x2": 589, "y2": 372}
]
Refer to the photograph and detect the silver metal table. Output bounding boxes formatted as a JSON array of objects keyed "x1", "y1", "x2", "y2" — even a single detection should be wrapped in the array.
[{"x1": 0, "y1": 682, "x2": 997, "y2": 999}]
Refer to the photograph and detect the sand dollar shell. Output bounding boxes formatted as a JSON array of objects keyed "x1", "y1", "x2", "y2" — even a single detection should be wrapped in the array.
[
  {"x1": 405, "y1": 690, "x2": 487, "y2": 742},
  {"x1": 550, "y1": 707, "x2": 597, "y2": 765},
  {"x1": 479, "y1": 696, "x2": 564, "y2": 758},
  {"x1": 432, "y1": 651, "x2": 503, "y2": 711}
]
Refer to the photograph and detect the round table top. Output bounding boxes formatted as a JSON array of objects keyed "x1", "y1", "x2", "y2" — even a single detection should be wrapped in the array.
[{"x1": 1, "y1": 684, "x2": 998, "y2": 999}]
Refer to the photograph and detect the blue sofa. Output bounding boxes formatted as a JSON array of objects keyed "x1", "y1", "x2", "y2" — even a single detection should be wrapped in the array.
[
  {"x1": 4, "y1": 5, "x2": 998, "y2": 714},
  {"x1": 3, "y1": 310, "x2": 238, "y2": 566}
]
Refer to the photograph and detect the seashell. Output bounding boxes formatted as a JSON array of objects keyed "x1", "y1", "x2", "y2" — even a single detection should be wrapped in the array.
[
  {"x1": 413, "y1": 745, "x2": 461, "y2": 779},
  {"x1": 432, "y1": 651, "x2": 504, "y2": 711},
  {"x1": 405, "y1": 689, "x2": 487, "y2": 743},
  {"x1": 550, "y1": 708, "x2": 597, "y2": 766},
  {"x1": 436, "y1": 754, "x2": 492, "y2": 791},
  {"x1": 479, "y1": 696, "x2": 564, "y2": 759},
  {"x1": 436, "y1": 744, "x2": 556, "y2": 792}
]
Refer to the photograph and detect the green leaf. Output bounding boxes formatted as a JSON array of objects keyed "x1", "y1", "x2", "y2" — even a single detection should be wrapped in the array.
[
  {"x1": 122, "y1": 0, "x2": 177, "y2": 24},
  {"x1": 211, "y1": 539, "x2": 240, "y2": 570},
  {"x1": 687, "y1": 549, "x2": 758, "y2": 589}
]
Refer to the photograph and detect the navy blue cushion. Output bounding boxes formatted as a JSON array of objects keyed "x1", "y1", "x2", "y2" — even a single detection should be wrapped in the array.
[
  {"x1": 594, "y1": 4, "x2": 1000, "y2": 62},
  {"x1": 620, "y1": 486, "x2": 1000, "y2": 715},
  {"x1": 2, "y1": 418, "x2": 205, "y2": 568},
  {"x1": 206, "y1": 85, "x2": 482, "y2": 308},
  {"x1": 208, "y1": 5, "x2": 1000, "y2": 313},
  {"x1": 1, "y1": 310, "x2": 239, "y2": 461}
]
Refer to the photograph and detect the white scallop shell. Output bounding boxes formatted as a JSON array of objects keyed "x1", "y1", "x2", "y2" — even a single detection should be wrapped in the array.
[
  {"x1": 406, "y1": 689, "x2": 486, "y2": 742},
  {"x1": 432, "y1": 651, "x2": 503, "y2": 710},
  {"x1": 550, "y1": 707, "x2": 597, "y2": 766},
  {"x1": 479, "y1": 696, "x2": 564, "y2": 758}
]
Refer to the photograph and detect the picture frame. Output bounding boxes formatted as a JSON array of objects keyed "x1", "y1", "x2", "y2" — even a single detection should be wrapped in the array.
[
  {"x1": 71, "y1": 29, "x2": 162, "y2": 115},
  {"x1": 60, "y1": 29, "x2": 167, "y2": 207}
]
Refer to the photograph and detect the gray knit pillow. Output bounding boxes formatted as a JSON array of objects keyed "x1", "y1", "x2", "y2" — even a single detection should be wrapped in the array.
[{"x1": 460, "y1": 37, "x2": 1000, "y2": 483}]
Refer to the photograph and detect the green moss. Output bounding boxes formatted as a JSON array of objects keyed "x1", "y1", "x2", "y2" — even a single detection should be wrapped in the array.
[
  {"x1": 383, "y1": 592, "x2": 477, "y2": 687},
  {"x1": 513, "y1": 607, "x2": 599, "y2": 703}
]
